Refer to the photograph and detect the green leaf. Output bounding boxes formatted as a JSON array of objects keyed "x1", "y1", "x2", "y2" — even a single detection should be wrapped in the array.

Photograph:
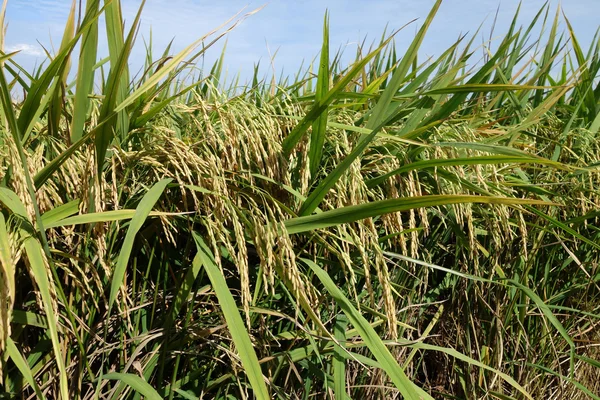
[
  {"x1": 506, "y1": 279, "x2": 576, "y2": 377},
  {"x1": 11, "y1": 310, "x2": 48, "y2": 328},
  {"x1": 103, "y1": 0, "x2": 131, "y2": 142},
  {"x1": 281, "y1": 32, "x2": 397, "y2": 156},
  {"x1": 423, "y1": 83, "x2": 549, "y2": 95},
  {"x1": 70, "y1": 0, "x2": 100, "y2": 142},
  {"x1": 114, "y1": 7, "x2": 262, "y2": 115},
  {"x1": 0, "y1": 187, "x2": 28, "y2": 217},
  {"x1": 102, "y1": 372, "x2": 162, "y2": 400},
  {"x1": 333, "y1": 315, "x2": 348, "y2": 400},
  {"x1": 47, "y1": 0, "x2": 76, "y2": 138},
  {"x1": 168, "y1": 251, "x2": 203, "y2": 320},
  {"x1": 297, "y1": 111, "x2": 396, "y2": 216},
  {"x1": 365, "y1": 0, "x2": 441, "y2": 131},
  {"x1": 564, "y1": 14, "x2": 596, "y2": 121},
  {"x1": 0, "y1": 188, "x2": 69, "y2": 399},
  {"x1": 22, "y1": 236, "x2": 69, "y2": 398},
  {"x1": 108, "y1": 178, "x2": 172, "y2": 311},
  {"x1": 95, "y1": 0, "x2": 145, "y2": 176},
  {"x1": 287, "y1": 195, "x2": 550, "y2": 234},
  {"x1": 192, "y1": 233, "x2": 271, "y2": 400},
  {"x1": 40, "y1": 200, "x2": 80, "y2": 226},
  {"x1": 34, "y1": 128, "x2": 95, "y2": 190},
  {"x1": 0, "y1": 214, "x2": 15, "y2": 335},
  {"x1": 298, "y1": 0, "x2": 442, "y2": 216},
  {"x1": 409, "y1": 343, "x2": 533, "y2": 400},
  {"x1": 308, "y1": 12, "x2": 330, "y2": 179},
  {"x1": 6, "y1": 338, "x2": 46, "y2": 400},
  {"x1": 15, "y1": 1, "x2": 103, "y2": 142},
  {"x1": 526, "y1": 362, "x2": 599, "y2": 400},
  {"x1": 44, "y1": 209, "x2": 175, "y2": 229},
  {"x1": 302, "y1": 259, "x2": 432, "y2": 399},
  {"x1": 366, "y1": 155, "x2": 566, "y2": 188}
]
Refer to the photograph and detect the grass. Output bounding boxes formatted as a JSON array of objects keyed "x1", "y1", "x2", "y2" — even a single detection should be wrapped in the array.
[{"x1": 0, "y1": 0, "x2": 600, "y2": 398}]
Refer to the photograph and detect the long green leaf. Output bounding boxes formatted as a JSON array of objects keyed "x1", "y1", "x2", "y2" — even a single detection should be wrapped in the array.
[
  {"x1": 113, "y1": 7, "x2": 262, "y2": 114},
  {"x1": 287, "y1": 195, "x2": 550, "y2": 235},
  {"x1": 192, "y1": 233, "x2": 270, "y2": 399},
  {"x1": 297, "y1": 110, "x2": 397, "y2": 216},
  {"x1": 48, "y1": 0, "x2": 76, "y2": 138},
  {"x1": 308, "y1": 12, "x2": 330, "y2": 179},
  {"x1": 70, "y1": 0, "x2": 100, "y2": 142},
  {"x1": 102, "y1": 372, "x2": 162, "y2": 400},
  {"x1": 0, "y1": 61, "x2": 71, "y2": 397},
  {"x1": 333, "y1": 315, "x2": 348, "y2": 400},
  {"x1": 22, "y1": 236, "x2": 69, "y2": 398},
  {"x1": 6, "y1": 338, "x2": 46, "y2": 400},
  {"x1": 365, "y1": 0, "x2": 441, "y2": 131},
  {"x1": 302, "y1": 259, "x2": 432, "y2": 399},
  {"x1": 423, "y1": 83, "x2": 549, "y2": 95},
  {"x1": 44, "y1": 209, "x2": 178, "y2": 229},
  {"x1": 34, "y1": 126, "x2": 97, "y2": 190},
  {"x1": 108, "y1": 178, "x2": 171, "y2": 311},
  {"x1": 367, "y1": 155, "x2": 566, "y2": 188},
  {"x1": 40, "y1": 200, "x2": 80, "y2": 226},
  {"x1": 104, "y1": 0, "x2": 131, "y2": 141},
  {"x1": 506, "y1": 279, "x2": 575, "y2": 377},
  {"x1": 281, "y1": 32, "x2": 398, "y2": 156},
  {"x1": 298, "y1": 1, "x2": 441, "y2": 216},
  {"x1": 0, "y1": 214, "x2": 14, "y2": 351},
  {"x1": 526, "y1": 362, "x2": 598, "y2": 400},
  {"x1": 15, "y1": 1, "x2": 104, "y2": 141},
  {"x1": 95, "y1": 0, "x2": 145, "y2": 176}
]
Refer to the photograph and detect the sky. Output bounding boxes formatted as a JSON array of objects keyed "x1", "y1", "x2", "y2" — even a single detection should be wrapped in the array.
[{"x1": 3, "y1": 0, "x2": 599, "y2": 84}]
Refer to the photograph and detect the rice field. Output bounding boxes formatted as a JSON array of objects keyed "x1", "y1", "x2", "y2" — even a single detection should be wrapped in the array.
[{"x1": 1, "y1": 0, "x2": 600, "y2": 399}]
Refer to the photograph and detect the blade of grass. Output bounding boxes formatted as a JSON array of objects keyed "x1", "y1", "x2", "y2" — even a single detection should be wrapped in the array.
[
  {"x1": 113, "y1": 7, "x2": 264, "y2": 114},
  {"x1": 34, "y1": 127, "x2": 94, "y2": 190},
  {"x1": 333, "y1": 314, "x2": 348, "y2": 400},
  {"x1": 302, "y1": 258, "x2": 432, "y2": 400},
  {"x1": 298, "y1": 0, "x2": 442, "y2": 216},
  {"x1": 0, "y1": 50, "x2": 71, "y2": 400},
  {"x1": 308, "y1": 12, "x2": 329, "y2": 179},
  {"x1": 16, "y1": 1, "x2": 105, "y2": 142},
  {"x1": 40, "y1": 199, "x2": 80, "y2": 226},
  {"x1": 366, "y1": 155, "x2": 567, "y2": 188},
  {"x1": 408, "y1": 343, "x2": 533, "y2": 400},
  {"x1": 564, "y1": 13, "x2": 596, "y2": 121},
  {"x1": 95, "y1": 0, "x2": 145, "y2": 176},
  {"x1": 6, "y1": 338, "x2": 46, "y2": 400},
  {"x1": 365, "y1": 0, "x2": 441, "y2": 131},
  {"x1": 22, "y1": 235, "x2": 69, "y2": 399},
  {"x1": 192, "y1": 232, "x2": 270, "y2": 400},
  {"x1": 70, "y1": 0, "x2": 100, "y2": 142},
  {"x1": 281, "y1": 31, "x2": 400, "y2": 156},
  {"x1": 506, "y1": 279, "x2": 576, "y2": 378},
  {"x1": 287, "y1": 195, "x2": 551, "y2": 235},
  {"x1": 44, "y1": 209, "x2": 182, "y2": 229},
  {"x1": 526, "y1": 363, "x2": 599, "y2": 400},
  {"x1": 108, "y1": 178, "x2": 172, "y2": 311},
  {"x1": 48, "y1": 0, "x2": 76, "y2": 138},
  {"x1": 102, "y1": 372, "x2": 162, "y2": 400},
  {"x1": 0, "y1": 213, "x2": 14, "y2": 351},
  {"x1": 104, "y1": 0, "x2": 131, "y2": 141}
]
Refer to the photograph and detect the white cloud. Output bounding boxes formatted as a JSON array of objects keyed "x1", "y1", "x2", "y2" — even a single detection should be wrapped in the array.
[{"x1": 5, "y1": 43, "x2": 44, "y2": 57}]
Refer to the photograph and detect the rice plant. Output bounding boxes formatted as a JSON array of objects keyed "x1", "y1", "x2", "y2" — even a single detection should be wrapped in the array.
[{"x1": 0, "y1": 0, "x2": 599, "y2": 399}]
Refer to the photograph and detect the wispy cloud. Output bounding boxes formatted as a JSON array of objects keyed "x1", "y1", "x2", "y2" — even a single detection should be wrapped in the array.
[{"x1": 5, "y1": 43, "x2": 44, "y2": 57}]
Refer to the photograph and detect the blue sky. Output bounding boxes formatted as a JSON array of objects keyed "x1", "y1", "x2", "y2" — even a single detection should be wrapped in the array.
[{"x1": 4, "y1": 0, "x2": 599, "y2": 83}]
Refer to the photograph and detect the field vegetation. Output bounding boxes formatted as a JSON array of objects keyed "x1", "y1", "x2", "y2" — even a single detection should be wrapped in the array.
[{"x1": 1, "y1": 0, "x2": 600, "y2": 398}]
